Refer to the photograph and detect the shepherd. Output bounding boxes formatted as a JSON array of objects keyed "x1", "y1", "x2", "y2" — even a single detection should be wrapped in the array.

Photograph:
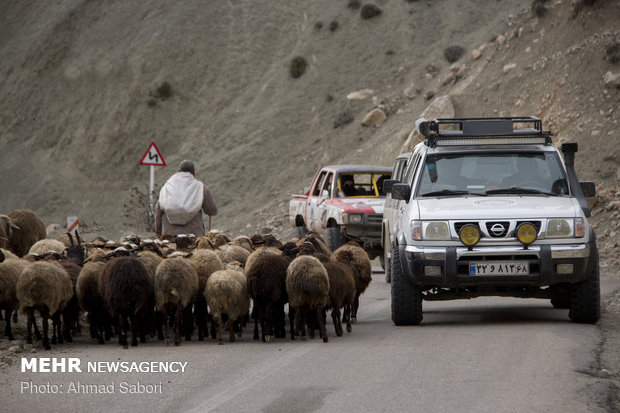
[{"x1": 155, "y1": 160, "x2": 217, "y2": 237}]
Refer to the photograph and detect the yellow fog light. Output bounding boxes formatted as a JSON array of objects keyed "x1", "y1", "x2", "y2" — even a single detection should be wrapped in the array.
[
  {"x1": 459, "y1": 224, "x2": 480, "y2": 247},
  {"x1": 516, "y1": 222, "x2": 537, "y2": 246}
]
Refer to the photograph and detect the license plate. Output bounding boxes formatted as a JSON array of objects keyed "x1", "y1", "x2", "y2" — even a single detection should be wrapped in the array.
[{"x1": 469, "y1": 261, "x2": 530, "y2": 276}]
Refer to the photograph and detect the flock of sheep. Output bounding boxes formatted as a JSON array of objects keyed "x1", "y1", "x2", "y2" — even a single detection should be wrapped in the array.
[{"x1": 0, "y1": 209, "x2": 373, "y2": 349}]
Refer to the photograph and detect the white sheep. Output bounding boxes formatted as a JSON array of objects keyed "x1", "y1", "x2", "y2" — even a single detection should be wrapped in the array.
[{"x1": 205, "y1": 268, "x2": 250, "y2": 344}]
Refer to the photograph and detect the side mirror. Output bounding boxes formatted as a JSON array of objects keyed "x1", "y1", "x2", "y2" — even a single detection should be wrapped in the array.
[
  {"x1": 580, "y1": 181, "x2": 596, "y2": 211},
  {"x1": 392, "y1": 183, "x2": 412, "y2": 202},
  {"x1": 383, "y1": 179, "x2": 398, "y2": 194},
  {"x1": 580, "y1": 181, "x2": 595, "y2": 198}
]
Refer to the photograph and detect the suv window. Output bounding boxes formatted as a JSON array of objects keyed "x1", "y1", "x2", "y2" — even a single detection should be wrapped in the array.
[{"x1": 417, "y1": 152, "x2": 569, "y2": 196}]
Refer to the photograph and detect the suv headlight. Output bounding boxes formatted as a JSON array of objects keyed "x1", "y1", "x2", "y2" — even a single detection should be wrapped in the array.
[
  {"x1": 423, "y1": 221, "x2": 450, "y2": 240},
  {"x1": 411, "y1": 220, "x2": 451, "y2": 241},
  {"x1": 546, "y1": 218, "x2": 585, "y2": 238},
  {"x1": 546, "y1": 219, "x2": 572, "y2": 238}
]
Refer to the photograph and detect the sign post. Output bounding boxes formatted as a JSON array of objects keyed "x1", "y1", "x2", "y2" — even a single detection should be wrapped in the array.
[{"x1": 139, "y1": 142, "x2": 166, "y2": 220}]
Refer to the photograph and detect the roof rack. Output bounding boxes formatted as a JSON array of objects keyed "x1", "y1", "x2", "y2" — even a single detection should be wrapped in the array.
[{"x1": 416, "y1": 116, "x2": 553, "y2": 147}]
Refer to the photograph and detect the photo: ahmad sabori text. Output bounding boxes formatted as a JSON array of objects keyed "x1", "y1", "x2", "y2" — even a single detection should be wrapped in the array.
[{"x1": 19, "y1": 357, "x2": 188, "y2": 395}]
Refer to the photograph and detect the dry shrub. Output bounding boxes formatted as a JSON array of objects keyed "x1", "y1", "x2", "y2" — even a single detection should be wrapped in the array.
[
  {"x1": 361, "y1": 4, "x2": 382, "y2": 19},
  {"x1": 443, "y1": 45, "x2": 465, "y2": 63},
  {"x1": 290, "y1": 56, "x2": 308, "y2": 79}
]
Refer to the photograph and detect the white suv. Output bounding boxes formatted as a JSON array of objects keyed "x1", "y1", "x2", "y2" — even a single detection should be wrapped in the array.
[{"x1": 388, "y1": 117, "x2": 600, "y2": 325}]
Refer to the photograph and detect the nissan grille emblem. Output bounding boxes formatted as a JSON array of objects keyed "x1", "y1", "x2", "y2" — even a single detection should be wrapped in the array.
[{"x1": 490, "y1": 223, "x2": 506, "y2": 236}]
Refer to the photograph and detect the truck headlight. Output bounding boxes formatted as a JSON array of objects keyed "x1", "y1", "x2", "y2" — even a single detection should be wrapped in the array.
[
  {"x1": 546, "y1": 219, "x2": 572, "y2": 238},
  {"x1": 346, "y1": 213, "x2": 362, "y2": 224},
  {"x1": 423, "y1": 221, "x2": 450, "y2": 240}
]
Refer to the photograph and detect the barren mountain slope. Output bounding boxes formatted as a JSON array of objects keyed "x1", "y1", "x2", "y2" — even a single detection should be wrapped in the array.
[{"x1": 0, "y1": 0, "x2": 617, "y2": 243}]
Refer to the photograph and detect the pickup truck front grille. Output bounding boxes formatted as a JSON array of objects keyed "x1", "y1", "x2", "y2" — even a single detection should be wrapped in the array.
[
  {"x1": 367, "y1": 214, "x2": 382, "y2": 224},
  {"x1": 453, "y1": 220, "x2": 543, "y2": 239}
]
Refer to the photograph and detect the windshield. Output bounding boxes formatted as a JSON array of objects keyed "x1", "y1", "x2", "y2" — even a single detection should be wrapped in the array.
[
  {"x1": 338, "y1": 172, "x2": 391, "y2": 198},
  {"x1": 417, "y1": 152, "x2": 569, "y2": 197}
]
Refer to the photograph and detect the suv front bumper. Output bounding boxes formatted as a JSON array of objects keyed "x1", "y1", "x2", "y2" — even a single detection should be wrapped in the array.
[{"x1": 401, "y1": 242, "x2": 595, "y2": 288}]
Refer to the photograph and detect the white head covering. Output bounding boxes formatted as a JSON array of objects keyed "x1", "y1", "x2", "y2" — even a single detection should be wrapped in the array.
[{"x1": 158, "y1": 172, "x2": 204, "y2": 225}]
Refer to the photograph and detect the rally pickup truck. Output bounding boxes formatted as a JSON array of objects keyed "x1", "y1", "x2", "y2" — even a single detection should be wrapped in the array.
[{"x1": 289, "y1": 165, "x2": 392, "y2": 259}]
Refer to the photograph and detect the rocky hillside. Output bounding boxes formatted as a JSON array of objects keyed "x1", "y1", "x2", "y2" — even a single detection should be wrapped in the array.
[{"x1": 0, "y1": 0, "x2": 618, "y2": 250}]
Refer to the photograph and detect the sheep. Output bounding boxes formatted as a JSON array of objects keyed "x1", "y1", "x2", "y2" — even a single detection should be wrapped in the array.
[
  {"x1": 6, "y1": 209, "x2": 46, "y2": 257},
  {"x1": 99, "y1": 257, "x2": 153, "y2": 348},
  {"x1": 0, "y1": 249, "x2": 30, "y2": 340},
  {"x1": 216, "y1": 244, "x2": 251, "y2": 268},
  {"x1": 16, "y1": 261, "x2": 74, "y2": 349},
  {"x1": 187, "y1": 249, "x2": 225, "y2": 340},
  {"x1": 28, "y1": 238, "x2": 66, "y2": 256},
  {"x1": 296, "y1": 232, "x2": 332, "y2": 256},
  {"x1": 286, "y1": 255, "x2": 330, "y2": 343},
  {"x1": 296, "y1": 243, "x2": 356, "y2": 337},
  {"x1": 245, "y1": 251, "x2": 292, "y2": 342},
  {"x1": 0, "y1": 215, "x2": 19, "y2": 250},
  {"x1": 231, "y1": 235, "x2": 254, "y2": 253},
  {"x1": 245, "y1": 247, "x2": 280, "y2": 274},
  {"x1": 205, "y1": 268, "x2": 250, "y2": 344},
  {"x1": 76, "y1": 260, "x2": 110, "y2": 344},
  {"x1": 154, "y1": 256, "x2": 199, "y2": 346},
  {"x1": 332, "y1": 243, "x2": 372, "y2": 323},
  {"x1": 199, "y1": 231, "x2": 230, "y2": 249},
  {"x1": 1, "y1": 248, "x2": 19, "y2": 260}
]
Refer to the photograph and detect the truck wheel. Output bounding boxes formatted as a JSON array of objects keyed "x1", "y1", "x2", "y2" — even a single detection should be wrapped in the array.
[
  {"x1": 568, "y1": 254, "x2": 601, "y2": 324},
  {"x1": 295, "y1": 226, "x2": 308, "y2": 238},
  {"x1": 391, "y1": 243, "x2": 423, "y2": 325},
  {"x1": 325, "y1": 227, "x2": 344, "y2": 252},
  {"x1": 383, "y1": 249, "x2": 392, "y2": 283}
]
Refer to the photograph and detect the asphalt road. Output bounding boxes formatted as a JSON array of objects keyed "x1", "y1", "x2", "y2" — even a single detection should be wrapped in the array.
[{"x1": 2, "y1": 266, "x2": 618, "y2": 413}]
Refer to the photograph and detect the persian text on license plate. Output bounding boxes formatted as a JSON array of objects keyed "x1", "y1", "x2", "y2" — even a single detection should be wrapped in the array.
[{"x1": 469, "y1": 261, "x2": 530, "y2": 276}]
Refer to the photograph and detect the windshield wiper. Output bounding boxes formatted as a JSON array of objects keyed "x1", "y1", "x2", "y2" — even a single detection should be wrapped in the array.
[
  {"x1": 422, "y1": 189, "x2": 487, "y2": 197},
  {"x1": 485, "y1": 187, "x2": 559, "y2": 196}
]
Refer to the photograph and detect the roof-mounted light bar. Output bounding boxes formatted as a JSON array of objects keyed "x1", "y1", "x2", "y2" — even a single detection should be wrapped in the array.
[{"x1": 416, "y1": 116, "x2": 553, "y2": 147}]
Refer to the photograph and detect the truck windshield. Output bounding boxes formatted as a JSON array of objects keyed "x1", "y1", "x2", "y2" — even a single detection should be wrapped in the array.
[
  {"x1": 338, "y1": 172, "x2": 391, "y2": 197},
  {"x1": 417, "y1": 152, "x2": 569, "y2": 197}
]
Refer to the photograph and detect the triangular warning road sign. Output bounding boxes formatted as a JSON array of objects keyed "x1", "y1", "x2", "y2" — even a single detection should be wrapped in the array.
[{"x1": 139, "y1": 142, "x2": 166, "y2": 166}]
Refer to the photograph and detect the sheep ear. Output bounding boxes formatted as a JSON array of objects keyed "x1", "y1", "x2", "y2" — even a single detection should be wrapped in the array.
[
  {"x1": 67, "y1": 232, "x2": 75, "y2": 246},
  {"x1": 75, "y1": 230, "x2": 82, "y2": 246}
]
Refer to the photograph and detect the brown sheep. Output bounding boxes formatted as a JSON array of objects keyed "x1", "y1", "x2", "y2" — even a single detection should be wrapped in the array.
[
  {"x1": 0, "y1": 215, "x2": 19, "y2": 251},
  {"x1": 297, "y1": 243, "x2": 356, "y2": 337},
  {"x1": 0, "y1": 250, "x2": 30, "y2": 340},
  {"x1": 7, "y1": 209, "x2": 46, "y2": 257},
  {"x1": 332, "y1": 243, "x2": 372, "y2": 323},
  {"x1": 205, "y1": 268, "x2": 250, "y2": 344},
  {"x1": 28, "y1": 239, "x2": 66, "y2": 256},
  {"x1": 154, "y1": 257, "x2": 199, "y2": 346},
  {"x1": 246, "y1": 252, "x2": 292, "y2": 342},
  {"x1": 286, "y1": 255, "x2": 330, "y2": 343},
  {"x1": 99, "y1": 257, "x2": 153, "y2": 348},
  {"x1": 16, "y1": 261, "x2": 74, "y2": 350},
  {"x1": 76, "y1": 261, "x2": 110, "y2": 344},
  {"x1": 231, "y1": 236, "x2": 254, "y2": 253},
  {"x1": 216, "y1": 245, "x2": 251, "y2": 268},
  {"x1": 187, "y1": 249, "x2": 225, "y2": 340}
]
